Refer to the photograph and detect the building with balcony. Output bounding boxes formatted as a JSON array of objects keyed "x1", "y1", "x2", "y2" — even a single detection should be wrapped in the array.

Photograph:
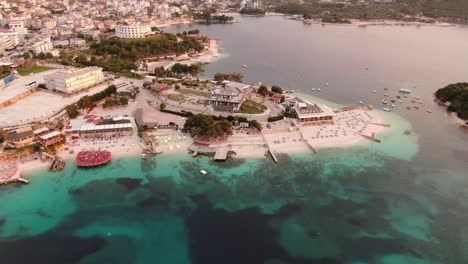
[
  {"x1": 43, "y1": 67, "x2": 104, "y2": 94},
  {"x1": 115, "y1": 24, "x2": 152, "y2": 38}
]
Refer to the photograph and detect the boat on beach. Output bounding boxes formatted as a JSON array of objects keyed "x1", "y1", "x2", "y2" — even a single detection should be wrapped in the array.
[{"x1": 76, "y1": 150, "x2": 112, "y2": 167}]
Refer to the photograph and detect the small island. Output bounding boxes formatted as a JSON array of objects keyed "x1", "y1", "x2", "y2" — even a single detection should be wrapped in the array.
[{"x1": 435, "y1": 82, "x2": 468, "y2": 126}]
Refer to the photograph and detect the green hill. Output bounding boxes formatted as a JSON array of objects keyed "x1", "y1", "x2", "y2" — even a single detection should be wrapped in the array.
[{"x1": 435, "y1": 83, "x2": 468, "y2": 120}]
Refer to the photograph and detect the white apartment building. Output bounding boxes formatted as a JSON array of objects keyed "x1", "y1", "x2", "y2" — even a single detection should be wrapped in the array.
[
  {"x1": 0, "y1": 31, "x2": 20, "y2": 50},
  {"x1": 9, "y1": 17, "x2": 28, "y2": 35},
  {"x1": 115, "y1": 24, "x2": 152, "y2": 38},
  {"x1": 32, "y1": 38, "x2": 53, "y2": 55},
  {"x1": 44, "y1": 67, "x2": 104, "y2": 94}
]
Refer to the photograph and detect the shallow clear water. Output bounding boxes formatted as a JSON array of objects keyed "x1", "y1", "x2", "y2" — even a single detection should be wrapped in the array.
[{"x1": 1, "y1": 15, "x2": 468, "y2": 264}]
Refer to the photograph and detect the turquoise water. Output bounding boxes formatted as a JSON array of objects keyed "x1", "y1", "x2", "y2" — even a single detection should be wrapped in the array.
[{"x1": 2, "y1": 15, "x2": 468, "y2": 264}]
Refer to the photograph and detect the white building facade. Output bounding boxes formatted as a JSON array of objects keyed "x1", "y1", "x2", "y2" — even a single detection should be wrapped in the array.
[
  {"x1": 115, "y1": 24, "x2": 152, "y2": 38},
  {"x1": 44, "y1": 67, "x2": 104, "y2": 94},
  {"x1": 0, "y1": 31, "x2": 20, "y2": 50},
  {"x1": 9, "y1": 17, "x2": 28, "y2": 35},
  {"x1": 32, "y1": 38, "x2": 53, "y2": 55}
]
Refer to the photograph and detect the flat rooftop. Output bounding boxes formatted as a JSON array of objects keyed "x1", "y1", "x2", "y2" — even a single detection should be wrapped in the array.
[
  {"x1": 44, "y1": 67, "x2": 102, "y2": 80},
  {"x1": 0, "y1": 69, "x2": 59, "y2": 103}
]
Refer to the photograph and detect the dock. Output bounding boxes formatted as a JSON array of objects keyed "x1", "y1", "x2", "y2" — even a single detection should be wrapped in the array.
[
  {"x1": 214, "y1": 147, "x2": 228, "y2": 161},
  {"x1": 0, "y1": 166, "x2": 29, "y2": 185},
  {"x1": 356, "y1": 132, "x2": 381, "y2": 143},
  {"x1": 299, "y1": 129, "x2": 318, "y2": 154},
  {"x1": 367, "y1": 122, "x2": 391, "y2": 127},
  {"x1": 261, "y1": 133, "x2": 278, "y2": 163}
]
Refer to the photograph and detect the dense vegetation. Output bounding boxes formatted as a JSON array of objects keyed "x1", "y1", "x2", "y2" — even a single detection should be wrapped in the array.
[
  {"x1": 184, "y1": 114, "x2": 233, "y2": 139},
  {"x1": 66, "y1": 85, "x2": 117, "y2": 118},
  {"x1": 0, "y1": 65, "x2": 11, "y2": 79},
  {"x1": 240, "y1": 99, "x2": 267, "y2": 114},
  {"x1": 69, "y1": 33, "x2": 205, "y2": 73},
  {"x1": 91, "y1": 34, "x2": 204, "y2": 59},
  {"x1": 240, "y1": 8, "x2": 266, "y2": 15},
  {"x1": 213, "y1": 72, "x2": 244, "y2": 83},
  {"x1": 194, "y1": 9, "x2": 235, "y2": 23},
  {"x1": 275, "y1": 1, "x2": 468, "y2": 21},
  {"x1": 435, "y1": 82, "x2": 468, "y2": 120}
]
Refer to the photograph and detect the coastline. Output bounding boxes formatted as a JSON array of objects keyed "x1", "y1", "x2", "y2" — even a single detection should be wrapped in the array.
[{"x1": 288, "y1": 16, "x2": 457, "y2": 27}]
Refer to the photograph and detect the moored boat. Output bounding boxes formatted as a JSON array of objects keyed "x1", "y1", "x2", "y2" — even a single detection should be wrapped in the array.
[{"x1": 399, "y1": 88, "x2": 412, "y2": 93}]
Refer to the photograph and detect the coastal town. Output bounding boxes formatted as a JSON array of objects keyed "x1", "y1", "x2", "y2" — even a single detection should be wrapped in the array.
[
  {"x1": 0, "y1": 54, "x2": 395, "y2": 185},
  {"x1": 1, "y1": 1, "x2": 468, "y2": 264},
  {"x1": 0, "y1": 0, "x2": 465, "y2": 186}
]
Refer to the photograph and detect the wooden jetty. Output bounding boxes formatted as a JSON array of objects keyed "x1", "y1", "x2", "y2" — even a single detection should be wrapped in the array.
[
  {"x1": 214, "y1": 147, "x2": 228, "y2": 161},
  {"x1": 356, "y1": 132, "x2": 381, "y2": 143},
  {"x1": 299, "y1": 129, "x2": 318, "y2": 154},
  {"x1": 367, "y1": 122, "x2": 391, "y2": 127},
  {"x1": 261, "y1": 133, "x2": 278, "y2": 163}
]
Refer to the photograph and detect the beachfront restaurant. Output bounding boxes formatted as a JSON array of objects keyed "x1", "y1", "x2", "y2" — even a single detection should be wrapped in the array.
[
  {"x1": 7, "y1": 127, "x2": 35, "y2": 146},
  {"x1": 79, "y1": 119, "x2": 133, "y2": 138},
  {"x1": 293, "y1": 101, "x2": 336, "y2": 126},
  {"x1": 39, "y1": 131, "x2": 62, "y2": 147}
]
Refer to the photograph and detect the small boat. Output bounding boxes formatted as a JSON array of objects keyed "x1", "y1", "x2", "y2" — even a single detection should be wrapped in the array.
[
  {"x1": 142, "y1": 153, "x2": 147, "y2": 160},
  {"x1": 242, "y1": 64, "x2": 248, "y2": 68},
  {"x1": 382, "y1": 99, "x2": 388, "y2": 104},
  {"x1": 384, "y1": 93, "x2": 389, "y2": 97},
  {"x1": 415, "y1": 96, "x2": 421, "y2": 99},
  {"x1": 404, "y1": 95, "x2": 409, "y2": 98},
  {"x1": 325, "y1": 83, "x2": 329, "y2": 86},
  {"x1": 384, "y1": 88, "x2": 389, "y2": 90},
  {"x1": 311, "y1": 88, "x2": 315, "y2": 91},
  {"x1": 391, "y1": 104, "x2": 396, "y2": 108},
  {"x1": 414, "y1": 106, "x2": 420, "y2": 109},
  {"x1": 411, "y1": 100, "x2": 416, "y2": 103},
  {"x1": 426, "y1": 109, "x2": 432, "y2": 113},
  {"x1": 390, "y1": 99, "x2": 396, "y2": 103},
  {"x1": 398, "y1": 100, "x2": 403, "y2": 103},
  {"x1": 317, "y1": 88, "x2": 321, "y2": 91},
  {"x1": 359, "y1": 101, "x2": 364, "y2": 105},
  {"x1": 417, "y1": 100, "x2": 423, "y2": 104},
  {"x1": 368, "y1": 105, "x2": 374, "y2": 109},
  {"x1": 200, "y1": 170, "x2": 208, "y2": 175},
  {"x1": 406, "y1": 106, "x2": 411, "y2": 110},
  {"x1": 372, "y1": 90, "x2": 377, "y2": 93},
  {"x1": 396, "y1": 95, "x2": 401, "y2": 99},
  {"x1": 383, "y1": 108, "x2": 391, "y2": 112},
  {"x1": 399, "y1": 88, "x2": 412, "y2": 93}
]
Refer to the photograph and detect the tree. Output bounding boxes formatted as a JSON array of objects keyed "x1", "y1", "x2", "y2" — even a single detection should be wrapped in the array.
[
  {"x1": 184, "y1": 114, "x2": 214, "y2": 137},
  {"x1": 119, "y1": 96, "x2": 129, "y2": 105},
  {"x1": 258, "y1": 85, "x2": 269, "y2": 97},
  {"x1": 37, "y1": 52, "x2": 46, "y2": 60},
  {"x1": 143, "y1": 82, "x2": 151, "y2": 88},
  {"x1": 249, "y1": 120, "x2": 262, "y2": 131},
  {"x1": 66, "y1": 104, "x2": 79, "y2": 118},
  {"x1": 23, "y1": 52, "x2": 31, "y2": 60},
  {"x1": 271, "y1": 85, "x2": 283, "y2": 94},
  {"x1": 160, "y1": 102, "x2": 166, "y2": 110}
]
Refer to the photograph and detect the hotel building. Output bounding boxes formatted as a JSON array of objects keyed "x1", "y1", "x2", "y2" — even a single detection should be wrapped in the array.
[
  {"x1": 115, "y1": 24, "x2": 152, "y2": 39},
  {"x1": 44, "y1": 67, "x2": 104, "y2": 94}
]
